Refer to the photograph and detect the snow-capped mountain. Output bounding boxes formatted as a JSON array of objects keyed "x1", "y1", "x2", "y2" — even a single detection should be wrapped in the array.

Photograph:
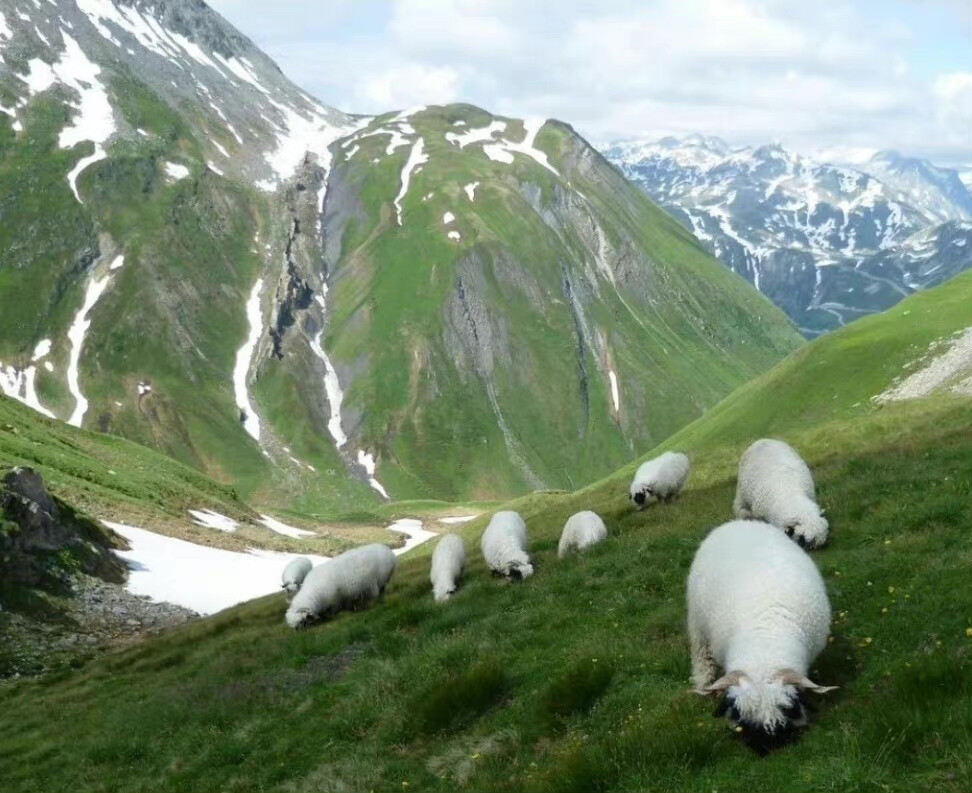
[
  {"x1": 603, "y1": 136, "x2": 972, "y2": 336},
  {"x1": 0, "y1": 0, "x2": 801, "y2": 509}
]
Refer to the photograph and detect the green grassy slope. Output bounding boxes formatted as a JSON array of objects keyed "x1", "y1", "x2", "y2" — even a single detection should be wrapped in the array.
[{"x1": 2, "y1": 276, "x2": 968, "y2": 792}]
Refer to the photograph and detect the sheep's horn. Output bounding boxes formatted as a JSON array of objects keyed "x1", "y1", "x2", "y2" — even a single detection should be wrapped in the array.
[
  {"x1": 700, "y1": 671, "x2": 746, "y2": 694},
  {"x1": 775, "y1": 668, "x2": 838, "y2": 693}
]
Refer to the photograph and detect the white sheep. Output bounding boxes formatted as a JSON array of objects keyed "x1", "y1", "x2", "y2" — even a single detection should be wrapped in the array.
[
  {"x1": 285, "y1": 544, "x2": 396, "y2": 629},
  {"x1": 280, "y1": 556, "x2": 313, "y2": 596},
  {"x1": 629, "y1": 451, "x2": 691, "y2": 508},
  {"x1": 557, "y1": 510, "x2": 607, "y2": 558},
  {"x1": 733, "y1": 438, "x2": 829, "y2": 549},
  {"x1": 687, "y1": 520, "x2": 836, "y2": 751},
  {"x1": 430, "y1": 533, "x2": 467, "y2": 601},
  {"x1": 481, "y1": 511, "x2": 533, "y2": 580}
]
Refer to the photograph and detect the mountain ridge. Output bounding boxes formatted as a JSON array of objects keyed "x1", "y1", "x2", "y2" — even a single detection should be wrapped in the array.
[{"x1": 603, "y1": 134, "x2": 972, "y2": 336}]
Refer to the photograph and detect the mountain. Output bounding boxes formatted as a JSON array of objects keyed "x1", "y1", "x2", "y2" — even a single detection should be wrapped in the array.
[
  {"x1": 0, "y1": 1, "x2": 801, "y2": 508},
  {"x1": 603, "y1": 136, "x2": 972, "y2": 336},
  {"x1": 2, "y1": 270, "x2": 969, "y2": 792}
]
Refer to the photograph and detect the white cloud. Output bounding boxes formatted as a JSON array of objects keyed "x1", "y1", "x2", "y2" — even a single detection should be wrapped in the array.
[
  {"x1": 355, "y1": 63, "x2": 460, "y2": 109},
  {"x1": 208, "y1": 0, "x2": 972, "y2": 165}
]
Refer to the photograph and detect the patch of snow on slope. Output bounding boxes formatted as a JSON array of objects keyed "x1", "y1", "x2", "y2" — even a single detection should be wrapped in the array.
[
  {"x1": 448, "y1": 230, "x2": 461, "y2": 241},
  {"x1": 309, "y1": 310, "x2": 348, "y2": 447},
  {"x1": 212, "y1": 53, "x2": 268, "y2": 94},
  {"x1": 258, "y1": 514, "x2": 317, "y2": 538},
  {"x1": 439, "y1": 515, "x2": 479, "y2": 524},
  {"x1": 445, "y1": 119, "x2": 506, "y2": 147},
  {"x1": 464, "y1": 181, "x2": 479, "y2": 201},
  {"x1": 31, "y1": 339, "x2": 52, "y2": 361},
  {"x1": 259, "y1": 99, "x2": 362, "y2": 188},
  {"x1": 233, "y1": 278, "x2": 264, "y2": 442},
  {"x1": 387, "y1": 519, "x2": 437, "y2": 555},
  {"x1": 357, "y1": 450, "x2": 389, "y2": 499},
  {"x1": 67, "y1": 274, "x2": 111, "y2": 426},
  {"x1": 443, "y1": 211, "x2": 455, "y2": 224},
  {"x1": 109, "y1": 254, "x2": 124, "y2": 270},
  {"x1": 874, "y1": 327, "x2": 972, "y2": 403},
  {"x1": 18, "y1": 32, "x2": 115, "y2": 201},
  {"x1": 608, "y1": 370, "x2": 620, "y2": 412},
  {"x1": 0, "y1": 362, "x2": 56, "y2": 418},
  {"x1": 394, "y1": 137, "x2": 428, "y2": 226},
  {"x1": 105, "y1": 522, "x2": 329, "y2": 615},
  {"x1": 0, "y1": 12, "x2": 12, "y2": 43},
  {"x1": 164, "y1": 161, "x2": 190, "y2": 181},
  {"x1": 188, "y1": 509, "x2": 238, "y2": 532}
]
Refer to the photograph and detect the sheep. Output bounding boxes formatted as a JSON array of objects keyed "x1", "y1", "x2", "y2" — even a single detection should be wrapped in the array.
[
  {"x1": 280, "y1": 556, "x2": 313, "y2": 596},
  {"x1": 687, "y1": 520, "x2": 836, "y2": 752},
  {"x1": 629, "y1": 451, "x2": 691, "y2": 508},
  {"x1": 481, "y1": 511, "x2": 533, "y2": 580},
  {"x1": 733, "y1": 438, "x2": 828, "y2": 549},
  {"x1": 557, "y1": 510, "x2": 607, "y2": 558},
  {"x1": 430, "y1": 533, "x2": 467, "y2": 601},
  {"x1": 285, "y1": 544, "x2": 396, "y2": 629}
]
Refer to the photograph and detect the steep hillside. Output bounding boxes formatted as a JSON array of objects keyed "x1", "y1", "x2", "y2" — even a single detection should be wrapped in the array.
[
  {"x1": 1, "y1": 275, "x2": 968, "y2": 792},
  {"x1": 0, "y1": 1, "x2": 802, "y2": 508},
  {"x1": 604, "y1": 136, "x2": 972, "y2": 336},
  {"x1": 310, "y1": 105, "x2": 801, "y2": 502}
]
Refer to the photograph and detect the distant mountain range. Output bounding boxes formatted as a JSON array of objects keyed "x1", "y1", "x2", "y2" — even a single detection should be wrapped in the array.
[{"x1": 602, "y1": 135, "x2": 972, "y2": 336}]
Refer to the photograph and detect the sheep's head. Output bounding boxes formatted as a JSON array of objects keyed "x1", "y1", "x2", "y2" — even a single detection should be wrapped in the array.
[
  {"x1": 783, "y1": 509, "x2": 830, "y2": 550},
  {"x1": 702, "y1": 670, "x2": 836, "y2": 754},
  {"x1": 285, "y1": 607, "x2": 315, "y2": 630},
  {"x1": 630, "y1": 485, "x2": 654, "y2": 508},
  {"x1": 509, "y1": 556, "x2": 535, "y2": 580}
]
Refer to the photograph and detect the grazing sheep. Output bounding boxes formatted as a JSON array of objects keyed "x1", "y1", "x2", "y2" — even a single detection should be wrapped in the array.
[
  {"x1": 733, "y1": 438, "x2": 829, "y2": 549},
  {"x1": 629, "y1": 451, "x2": 691, "y2": 508},
  {"x1": 687, "y1": 520, "x2": 836, "y2": 752},
  {"x1": 280, "y1": 556, "x2": 313, "y2": 596},
  {"x1": 430, "y1": 533, "x2": 467, "y2": 601},
  {"x1": 285, "y1": 544, "x2": 396, "y2": 629},
  {"x1": 481, "y1": 511, "x2": 533, "y2": 580},
  {"x1": 557, "y1": 511, "x2": 608, "y2": 558}
]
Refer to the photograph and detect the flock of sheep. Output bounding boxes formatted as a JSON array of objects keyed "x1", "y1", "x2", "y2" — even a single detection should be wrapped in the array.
[{"x1": 280, "y1": 438, "x2": 834, "y2": 752}]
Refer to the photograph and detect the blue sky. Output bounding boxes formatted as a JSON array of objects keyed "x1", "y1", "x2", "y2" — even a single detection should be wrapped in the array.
[{"x1": 208, "y1": 0, "x2": 972, "y2": 165}]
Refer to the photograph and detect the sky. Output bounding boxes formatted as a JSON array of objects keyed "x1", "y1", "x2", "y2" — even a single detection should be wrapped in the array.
[{"x1": 207, "y1": 0, "x2": 972, "y2": 166}]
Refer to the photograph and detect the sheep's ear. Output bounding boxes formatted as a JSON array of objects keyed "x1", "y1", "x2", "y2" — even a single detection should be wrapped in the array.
[
  {"x1": 775, "y1": 668, "x2": 838, "y2": 694},
  {"x1": 698, "y1": 671, "x2": 746, "y2": 695}
]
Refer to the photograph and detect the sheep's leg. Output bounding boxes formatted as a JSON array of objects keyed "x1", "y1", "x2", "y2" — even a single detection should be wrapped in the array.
[
  {"x1": 689, "y1": 619, "x2": 718, "y2": 691},
  {"x1": 732, "y1": 488, "x2": 752, "y2": 520}
]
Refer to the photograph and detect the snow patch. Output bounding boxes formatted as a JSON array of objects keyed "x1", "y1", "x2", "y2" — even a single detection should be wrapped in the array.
[
  {"x1": 445, "y1": 119, "x2": 506, "y2": 148},
  {"x1": 233, "y1": 279, "x2": 264, "y2": 442},
  {"x1": 258, "y1": 514, "x2": 316, "y2": 539},
  {"x1": 105, "y1": 522, "x2": 329, "y2": 615},
  {"x1": 443, "y1": 211, "x2": 455, "y2": 224},
  {"x1": 67, "y1": 274, "x2": 111, "y2": 427},
  {"x1": 309, "y1": 325, "x2": 348, "y2": 448},
  {"x1": 394, "y1": 137, "x2": 428, "y2": 226},
  {"x1": 464, "y1": 181, "x2": 480, "y2": 201},
  {"x1": 31, "y1": 339, "x2": 52, "y2": 362},
  {"x1": 18, "y1": 33, "x2": 115, "y2": 200},
  {"x1": 608, "y1": 369, "x2": 620, "y2": 412},
  {"x1": 439, "y1": 515, "x2": 480, "y2": 525},
  {"x1": 0, "y1": 363, "x2": 56, "y2": 419},
  {"x1": 163, "y1": 161, "x2": 190, "y2": 181},
  {"x1": 447, "y1": 230, "x2": 461, "y2": 241},
  {"x1": 357, "y1": 450, "x2": 389, "y2": 499},
  {"x1": 109, "y1": 254, "x2": 124, "y2": 270},
  {"x1": 387, "y1": 518, "x2": 437, "y2": 556},
  {"x1": 188, "y1": 509, "x2": 238, "y2": 532}
]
